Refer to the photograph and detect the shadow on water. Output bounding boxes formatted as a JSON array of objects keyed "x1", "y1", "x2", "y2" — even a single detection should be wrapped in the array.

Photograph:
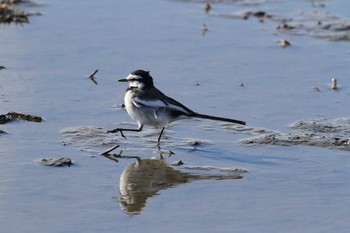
[
  {"x1": 60, "y1": 116, "x2": 350, "y2": 215},
  {"x1": 61, "y1": 126, "x2": 247, "y2": 215},
  {"x1": 115, "y1": 157, "x2": 246, "y2": 215}
]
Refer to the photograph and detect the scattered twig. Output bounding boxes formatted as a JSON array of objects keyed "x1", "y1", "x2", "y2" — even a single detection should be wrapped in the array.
[
  {"x1": 204, "y1": 3, "x2": 211, "y2": 14},
  {"x1": 100, "y1": 144, "x2": 120, "y2": 162},
  {"x1": 113, "y1": 151, "x2": 141, "y2": 162},
  {"x1": 88, "y1": 69, "x2": 98, "y2": 85},
  {"x1": 101, "y1": 154, "x2": 119, "y2": 163},
  {"x1": 171, "y1": 160, "x2": 184, "y2": 166},
  {"x1": 101, "y1": 144, "x2": 120, "y2": 156},
  {"x1": 100, "y1": 145, "x2": 141, "y2": 163}
]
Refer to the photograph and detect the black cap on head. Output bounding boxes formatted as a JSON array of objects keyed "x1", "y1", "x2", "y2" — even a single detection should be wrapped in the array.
[
  {"x1": 131, "y1": 69, "x2": 154, "y2": 87},
  {"x1": 131, "y1": 70, "x2": 150, "y2": 77}
]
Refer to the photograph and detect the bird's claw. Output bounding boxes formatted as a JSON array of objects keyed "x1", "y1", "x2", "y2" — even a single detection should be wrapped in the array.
[
  {"x1": 119, "y1": 131, "x2": 126, "y2": 139},
  {"x1": 107, "y1": 129, "x2": 127, "y2": 139},
  {"x1": 107, "y1": 129, "x2": 117, "y2": 134}
]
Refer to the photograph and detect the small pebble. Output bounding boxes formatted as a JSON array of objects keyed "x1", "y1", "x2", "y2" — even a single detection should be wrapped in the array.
[
  {"x1": 279, "y1": 39, "x2": 290, "y2": 48},
  {"x1": 330, "y1": 78, "x2": 337, "y2": 90}
]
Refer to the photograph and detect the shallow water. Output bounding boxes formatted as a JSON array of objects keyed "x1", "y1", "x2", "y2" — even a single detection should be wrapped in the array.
[{"x1": 1, "y1": 0, "x2": 350, "y2": 232}]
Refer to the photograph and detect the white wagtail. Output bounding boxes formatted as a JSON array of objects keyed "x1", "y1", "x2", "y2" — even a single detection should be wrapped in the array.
[{"x1": 108, "y1": 70, "x2": 246, "y2": 143}]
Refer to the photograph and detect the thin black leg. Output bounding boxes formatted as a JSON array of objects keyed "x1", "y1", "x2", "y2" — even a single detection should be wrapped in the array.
[
  {"x1": 107, "y1": 125, "x2": 143, "y2": 139},
  {"x1": 157, "y1": 127, "x2": 166, "y2": 143}
]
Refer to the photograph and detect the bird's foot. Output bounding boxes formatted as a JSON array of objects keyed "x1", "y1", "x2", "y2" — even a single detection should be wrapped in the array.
[{"x1": 107, "y1": 128, "x2": 127, "y2": 139}]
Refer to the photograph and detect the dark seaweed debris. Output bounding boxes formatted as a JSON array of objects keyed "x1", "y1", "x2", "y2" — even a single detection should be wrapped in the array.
[
  {"x1": 1, "y1": 0, "x2": 31, "y2": 3},
  {"x1": 0, "y1": 0, "x2": 42, "y2": 24},
  {"x1": 88, "y1": 69, "x2": 98, "y2": 85},
  {"x1": 0, "y1": 3, "x2": 29, "y2": 23},
  {"x1": 0, "y1": 0, "x2": 42, "y2": 6},
  {"x1": 40, "y1": 157, "x2": 73, "y2": 167},
  {"x1": 0, "y1": 112, "x2": 43, "y2": 124}
]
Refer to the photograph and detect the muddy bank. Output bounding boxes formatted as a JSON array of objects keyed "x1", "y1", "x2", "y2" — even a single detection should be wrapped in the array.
[
  {"x1": 61, "y1": 116, "x2": 350, "y2": 157},
  {"x1": 240, "y1": 117, "x2": 350, "y2": 150},
  {"x1": 175, "y1": 0, "x2": 350, "y2": 42}
]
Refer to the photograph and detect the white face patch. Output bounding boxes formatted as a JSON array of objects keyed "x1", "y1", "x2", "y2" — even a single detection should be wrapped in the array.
[
  {"x1": 126, "y1": 73, "x2": 139, "y2": 81},
  {"x1": 126, "y1": 74, "x2": 144, "y2": 88}
]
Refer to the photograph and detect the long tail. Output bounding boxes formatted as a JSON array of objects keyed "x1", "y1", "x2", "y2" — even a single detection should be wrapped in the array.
[{"x1": 191, "y1": 113, "x2": 246, "y2": 125}]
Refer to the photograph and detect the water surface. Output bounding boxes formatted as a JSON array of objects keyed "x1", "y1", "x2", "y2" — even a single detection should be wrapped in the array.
[{"x1": 1, "y1": 0, "x2": 350, "y2": 232}]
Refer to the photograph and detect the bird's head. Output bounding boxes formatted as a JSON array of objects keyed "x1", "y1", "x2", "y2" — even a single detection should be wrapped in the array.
[{"x1": 119, "y1": 70, "x2": 154, "y2": 89}]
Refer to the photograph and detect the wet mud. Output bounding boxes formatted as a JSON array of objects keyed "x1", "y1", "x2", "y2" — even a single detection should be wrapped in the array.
[
  {"x1": 175, "y1": 0, "x2": 350, "y2": 41},
  {"x1": 60, "y1": 126, "x2": 118, "y2": 151},
  {"x1": 61, "y1": 114, "x2": 350, "y2": 159},
  {"x1": 240, "y1": 117, "x2": 350, "y2": 150}
]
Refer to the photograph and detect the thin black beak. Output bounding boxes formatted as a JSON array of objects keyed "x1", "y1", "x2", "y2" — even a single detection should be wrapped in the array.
[{"x1": 118, "y1": 78, "x2": 128, "y2": 82}]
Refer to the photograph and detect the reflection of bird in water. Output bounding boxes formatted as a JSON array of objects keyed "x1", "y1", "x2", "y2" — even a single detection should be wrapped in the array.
[{"x1": 119, "y1": 158, "x2": 245, "y2": 215}]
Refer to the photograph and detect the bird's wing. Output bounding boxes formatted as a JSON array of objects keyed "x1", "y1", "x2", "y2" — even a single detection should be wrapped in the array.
[
  {"x1": 160, "y1": 95, "x2": 195, "y2": 115},
  {"x1": 132, "y1": 88, "x2": 195, "y2": 115},
  {"x1": 132, "y1": 97, "x2": 166, "y2": 108}
]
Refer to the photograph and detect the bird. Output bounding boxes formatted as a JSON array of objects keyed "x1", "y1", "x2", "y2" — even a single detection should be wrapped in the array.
[{"x1": 108, "y1": 70, "x2": 246, "y2": 144}]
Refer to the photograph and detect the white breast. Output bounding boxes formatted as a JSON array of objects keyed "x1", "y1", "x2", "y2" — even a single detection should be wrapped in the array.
[{"x1": 123, "y1": 90, "x2": 171, "y2": 128}]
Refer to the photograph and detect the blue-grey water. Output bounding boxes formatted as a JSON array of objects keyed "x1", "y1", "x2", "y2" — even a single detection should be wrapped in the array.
[{"x1": 1, "y1": 0, "x2": 350, "y2": 232}]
